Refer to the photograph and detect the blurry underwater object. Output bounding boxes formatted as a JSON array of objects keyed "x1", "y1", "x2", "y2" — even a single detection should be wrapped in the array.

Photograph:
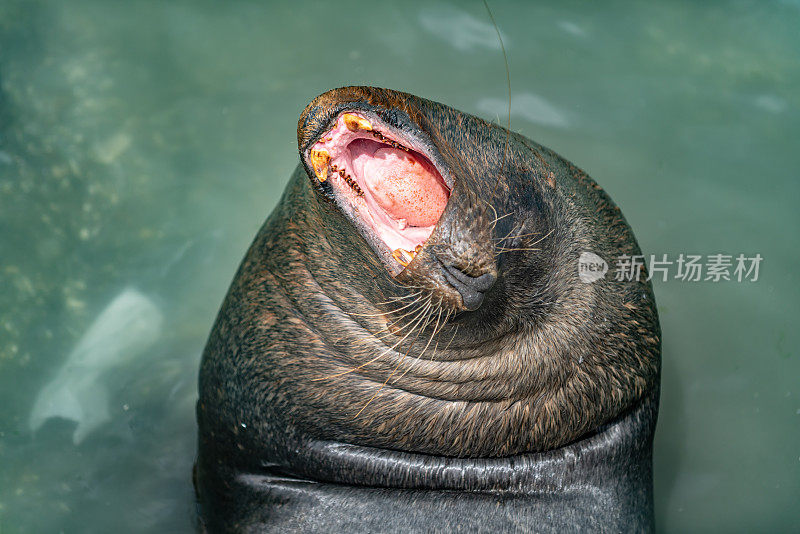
[{"x1": 29, "y1": 288, "x2": 163, "y2": 444}]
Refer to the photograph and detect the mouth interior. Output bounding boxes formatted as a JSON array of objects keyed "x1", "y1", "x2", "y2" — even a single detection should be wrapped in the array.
[{"x1": 308, "y1": 113, "x2": 450, "y2": 267}]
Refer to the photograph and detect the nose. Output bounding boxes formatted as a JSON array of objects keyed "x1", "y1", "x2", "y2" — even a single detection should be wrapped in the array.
[{"x1": 440, "y1": 262, "x2": 497, "y2": 311}]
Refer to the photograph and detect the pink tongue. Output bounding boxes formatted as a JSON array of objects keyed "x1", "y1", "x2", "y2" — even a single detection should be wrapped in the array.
[{"x1": 362, "y1": 147, "x2": 448, "y2": 227}]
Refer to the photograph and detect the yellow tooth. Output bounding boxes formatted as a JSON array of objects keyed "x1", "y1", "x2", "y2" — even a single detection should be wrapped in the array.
[
  {"x1": 343, "y1": 113, "x2": 372, "y2": 132},
  {"x1": 309, "y1": 149, "x2": 330, "y2": 182},
  {"x1": 392, "y1": 248, "x2": 416, "y2": 267}
]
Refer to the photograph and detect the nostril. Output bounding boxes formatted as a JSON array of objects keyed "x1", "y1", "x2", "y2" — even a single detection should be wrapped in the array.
[{"x1": 440, "y1": 262, "x2": 497, "y2": 311}]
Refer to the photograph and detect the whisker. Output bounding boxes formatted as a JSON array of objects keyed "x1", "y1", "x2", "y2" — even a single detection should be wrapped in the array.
[
  {"x1": 496, "y1": 247, "x2": 542, "y2": 253},
  {"x1": 483, "y1": 0, "x2": 511, "y2": 198},
  {"x1": 495, "y1": 229, "x2": 554, "y2": 254},
  {"x1": 489, "y1": 211, "x2": 513, "y2": 227},
  {"x1": 372, "y1": 290, "x2": 422, "y2": 306},
  {"x1": 442, "y1": 323, "x2": 460, "y2": 353},
  {"x1": 347, "y1": 295, "x2": 423, "y2": 317},
  {"x1": 525, "y1": 228, "x2": 554, "y2": 247},
  {"x1": 360, "y1": 297, "x2": 430, "y2": 343},
  {"x1": 355, "y1": 299, "x2": 439, "y2": 417},
  {"x1": 314, "y1": 296, "x2": 433, "y2": 381},
  {"x1": 493, "y1": 230, "x2": 539, "y2": 242},
  {"x1": 485, "y1": 200, "x2": 498, "y2": 222},
  {"x1": 494, "y1": 224, "x2": 521, "y2": 244},
  {"x1": 384, "y1": 298, "x2": 430, "y2": 329},
  {"x1": 389, "y1": 306, "x2": 445, "y2": 386}
]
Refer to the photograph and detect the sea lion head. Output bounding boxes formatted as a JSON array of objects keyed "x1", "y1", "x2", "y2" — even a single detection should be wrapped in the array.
[
  {"x1": 298, "y1": 87, "x2": 502, "y2": 313},
  {"x1": 199, "y1": 87, "x2": 660, "y2": 461}
]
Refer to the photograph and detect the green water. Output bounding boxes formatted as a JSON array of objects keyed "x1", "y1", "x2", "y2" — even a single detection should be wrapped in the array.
[{"x1": 1, "y1": 1, "x2": 797, "y2": 532}]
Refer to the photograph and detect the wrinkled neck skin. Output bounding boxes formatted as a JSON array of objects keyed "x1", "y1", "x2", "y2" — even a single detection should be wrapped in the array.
[{"x1": 196, "y1": 87, "x2": 661, "y2": 532}]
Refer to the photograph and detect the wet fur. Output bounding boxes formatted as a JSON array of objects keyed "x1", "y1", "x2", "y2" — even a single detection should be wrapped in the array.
[{"x1": 195, "y1": 87, "x2": 661, "y2": 532}]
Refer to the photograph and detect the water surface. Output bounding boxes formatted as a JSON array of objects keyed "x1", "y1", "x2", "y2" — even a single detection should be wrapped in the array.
[{"x1": 1, "y1": 1, "x2": 798, "y2": 532}]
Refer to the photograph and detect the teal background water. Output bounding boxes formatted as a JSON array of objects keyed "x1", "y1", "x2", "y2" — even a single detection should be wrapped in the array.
[{"x1": 1, "y1": 1, "x2": 798, "y2": 532}]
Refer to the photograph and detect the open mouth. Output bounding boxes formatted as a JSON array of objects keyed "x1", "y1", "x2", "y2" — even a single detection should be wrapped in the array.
[{"x1": 306, "y1": 112, "x2": 451, "y2": 272}]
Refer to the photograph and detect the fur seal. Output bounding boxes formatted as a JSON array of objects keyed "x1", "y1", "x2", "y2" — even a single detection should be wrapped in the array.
[{"x1": 195, "y1": 87, "x2": 661, "y2": 533}]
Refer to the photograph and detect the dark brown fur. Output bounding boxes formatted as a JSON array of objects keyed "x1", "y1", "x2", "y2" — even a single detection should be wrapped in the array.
[{"x1": 195, "y1": 87, "x2": 660, "y2": 531}]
